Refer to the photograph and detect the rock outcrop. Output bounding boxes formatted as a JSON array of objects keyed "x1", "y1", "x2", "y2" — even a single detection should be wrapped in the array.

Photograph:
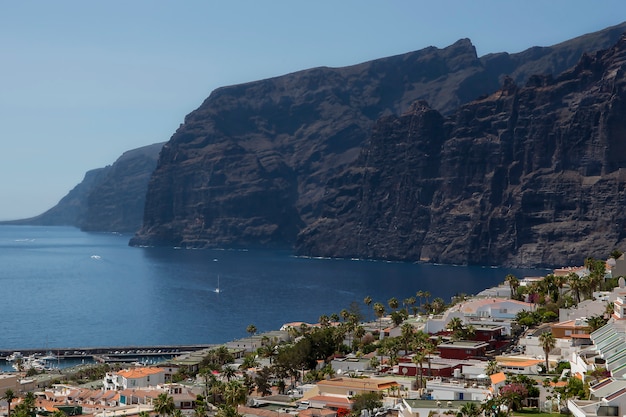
[
  {"x1": 6, "y1": 142, "x2": 164, "y2": 233},
  {"x1": 130, "y1": 23, "x2": 626, "y2": 268},
  {"x1": 297, "y1": 35, "x2": 626, "y2": 267}
]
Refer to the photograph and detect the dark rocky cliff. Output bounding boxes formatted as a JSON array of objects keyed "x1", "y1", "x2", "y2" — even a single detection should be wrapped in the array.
[
  {"x1": 129, "y1": 24, "x2": 626, "y2": 267},
  {"x1": 6, "y1": 142, "x2": 164, "y2": 233},
  {"x1": 297, "y1": 35, "x2": 626, "y2": 267}
]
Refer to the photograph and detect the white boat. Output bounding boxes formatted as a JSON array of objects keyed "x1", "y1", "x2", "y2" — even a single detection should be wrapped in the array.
[
  {"x1": 41, "y1": 351, "x2": 57, "y2": 361},
  {"x1": 214, "y1": 275, "x2": 221, "y2": 293},
  {"x1": 12, "y1": 355, "x2": 46, "y2": 371},
  {"x1": 6, "y1": 352, "x2": 23, "y2": 362}
]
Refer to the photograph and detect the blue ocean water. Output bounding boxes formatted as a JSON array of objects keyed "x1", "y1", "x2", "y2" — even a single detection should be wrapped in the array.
[{"x1": 0, "y1": 225, "x2": 545, "y2": 350}]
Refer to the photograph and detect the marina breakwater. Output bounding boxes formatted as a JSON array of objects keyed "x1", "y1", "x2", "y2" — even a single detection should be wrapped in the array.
[{"x1": 0, "y1": 344, "x2": 215, "y2": 362}]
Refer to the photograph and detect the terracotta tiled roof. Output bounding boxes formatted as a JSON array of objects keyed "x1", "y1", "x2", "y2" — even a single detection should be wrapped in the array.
[
  {"x1": 489, "y1": 372, "x2": 506, "y2": 384},
  {"x1": 308, "y1": 395, "x2": 353, "y2": 407},
  {"x1": 499, "y1": 359, "x2": 542, "y2": 367},
  {"x1": 117, "y1": 367, "x2": 164, "y2": 379}
]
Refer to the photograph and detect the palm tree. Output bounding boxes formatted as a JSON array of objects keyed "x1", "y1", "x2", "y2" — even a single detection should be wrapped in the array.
[
  {"x1": 221, "y1": 365, "x2": 237, "y2": 382},
  {"x1": 421, "y1": 338, "x2": 437, "y2": 377},
  {"x1": 412, "y1": 350, "x2": 426, "y2": 389},
  {"x1": 505, "y1": 274, "x2": 519, "y2": 299},
  {"x1": 459, "y1": 402, "x2": 481, "y2": 417},
  {"x1": 388, "y1": 297, "x2": 399, "y2": 311},
  {"x1": 539, "y1": 331, "x2": 557, "y2": 372},
  {"x1": 485, "y1": 359, "x2": 501, "y2": 376},
  {"x1": 216, "y1": 404, "x2": 242, "y2": 417},
  {"x1": 416, "y1": 290, "x2": 424, "y2": 311},
  {"x1": 199, "y1": 367, "x2": 216, "y2": 400},
  {"x1": 239, "y1": 354, "x2": 260, "y2": 370},
  {"x1": 568, "y1": 272, "x2": 583, "y2": 304},
  {"x1": 223, "y1": 380, "x2": 247, "y2": 406},
  {"x1": 153, "y1": 392, "x2": 175, "y2": 417},
  {"x1": 447, "y1": 317, "x2": 466, "y2": 340},
  {"x1": 407, "y1": 296, "x2": 417, "y2": 316},
  {"x1": 373, "y1": 302, "x2": 386, "y2": 333},
  {"x1": 246, "y1": 324, "x2": 257, "y2": 337},
  {"x1": 4, "y1": 389, "x2": 14, "y2": 417},
  {"x1": 586, "y1": 315, "x2": 608, "y2": 332},
  {"x1": 400, "y1": 323, "x2": 415, "y2": 353},
  {"x1": 430, "y1": 297, "x2": 446, "y2": 314},
  {"x1": 364, "y1": 296, "x2": 373, "y2": 320}
]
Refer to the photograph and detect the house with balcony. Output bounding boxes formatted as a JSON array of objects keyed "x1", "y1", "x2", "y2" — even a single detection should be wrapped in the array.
[{"x1": 103, "y1": 367, "x2": 166, "y2": 390}]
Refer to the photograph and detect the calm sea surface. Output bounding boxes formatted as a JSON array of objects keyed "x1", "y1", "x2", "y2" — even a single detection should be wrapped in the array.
[{"x1": 0, "y1": 225, "x2": 545, "y2": 350}]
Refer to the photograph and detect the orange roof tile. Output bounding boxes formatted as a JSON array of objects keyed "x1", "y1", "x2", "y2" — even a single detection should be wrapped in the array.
[
  {"x1": 499, "y1": 359, "x2": 542, "y2": 367},
  {"x1": 490, "y1": 372, "x2": 506, "y2": 384},
  {"x1": 308, "y1": 395, "x2": 353, "y2": 406},
  {"x1": 117, "y1": 367, "x2": 164, "y2": 379}
]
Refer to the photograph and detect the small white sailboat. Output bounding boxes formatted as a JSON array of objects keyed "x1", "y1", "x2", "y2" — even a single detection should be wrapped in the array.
[{"x1": 214, "y1": 275, "x2": 221, "y2": 293}]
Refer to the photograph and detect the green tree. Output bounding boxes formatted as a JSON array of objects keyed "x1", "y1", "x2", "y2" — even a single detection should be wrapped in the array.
[
  {"x1": 215, "y1": 404, "x2": 242, "y2": 417},
  {"x1": 390, "y1": 310, "x2": 407, "y2": 326},
  {"x1": 459, "y1": 402, "x2": 481, "y2": 417},
  {"x1": 412, "y1": 350, "x2": 426, "y2": 389},
  {"x1": 539, "y1": 332, "x2": 557, "y2": 372},
  {"x1": 388, "y1": 297, "x2": 399, "y2": 311},
  {"x1": 364, "y1": 295, "x2": 372, "y2": 309},
  {"x1": 4, "y1": 389, "x2": 14, "y2": 417},
  {"x1": 568, "y1": 272, "x2": 583, "y2": 304},
  {"x1": 351, "y1": 392, "x2": 383, "y2": 416},
  {"x1": 254, "y1": 366, "x2": 273, "y2": 397},
  {"x1": 485, "y1": 360, "x2": 501, "y2": 376},
  {"x1": 373, "y1": 302, "x2": 386, "y2": 332},
  {"x1": 246, "y1": 324, "x2": 257, "y2": 337},
  {"x1": 416, "y1": 290, "x2": 424, "y2": 311},
  {"x1": 431, "y1": 297, "x2": 446, "y2": 314},
  {"x1": 153, "y1": 392, "x2": 175, "y2": 417},
  {"x1": 222, "y1": 365, "x2": 237, "y2": 382},
  {"x1": 499, "y1": 383, "x2": 528, "y2": 412},
  {"x1": 505, "y1": 274, "x2": 520, "y2": 299},
  {"x1": 239, "y1": 354, "x2": 260, "y2": 370},
  {"x1": 553, "y1": 376, "x2": 587, "y2": 411},
  {"x1": 587, "y1": 314, "x2": 608, "y2": 332},
  {"x1": 223, "y1": 380, "x2": 247, "y2": 406}
]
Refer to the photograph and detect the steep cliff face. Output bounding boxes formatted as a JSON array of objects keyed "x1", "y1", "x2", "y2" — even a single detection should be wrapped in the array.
[
  {"x1": 6, "y1": 143, "x2": 164, "y2": 233},
  {"x1": 297, "y1": 35, "x2": 626, "y2": 267},
  {"x1": 81, "y1": 142, "x2": 165, "y2": 232},
  {"x1": 130, "y1": 38, "x2": 489, "y2": 248},
  {"x1": 130, "y1": 24, "x2": 626, "y2": 266}
]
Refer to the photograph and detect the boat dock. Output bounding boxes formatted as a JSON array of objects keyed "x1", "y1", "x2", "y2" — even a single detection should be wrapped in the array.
[{"x1": 0, "y1": 344, "x2": 215, "y2": 362}]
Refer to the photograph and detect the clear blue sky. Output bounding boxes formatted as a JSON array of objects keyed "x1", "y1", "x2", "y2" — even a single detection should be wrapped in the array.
[{"x1": 1, "y1": 1, "x2": 625, "y2": 221}]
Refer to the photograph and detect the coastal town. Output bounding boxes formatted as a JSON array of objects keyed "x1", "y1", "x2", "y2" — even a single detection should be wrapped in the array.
[{"x1": 1, "y1": 254, "x2": 626, "y2": 417}]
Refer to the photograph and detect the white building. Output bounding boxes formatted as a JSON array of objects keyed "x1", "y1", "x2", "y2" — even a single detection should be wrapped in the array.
[{"x1": 104, "y1": 367, "x2": 166, "y2": 390}]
